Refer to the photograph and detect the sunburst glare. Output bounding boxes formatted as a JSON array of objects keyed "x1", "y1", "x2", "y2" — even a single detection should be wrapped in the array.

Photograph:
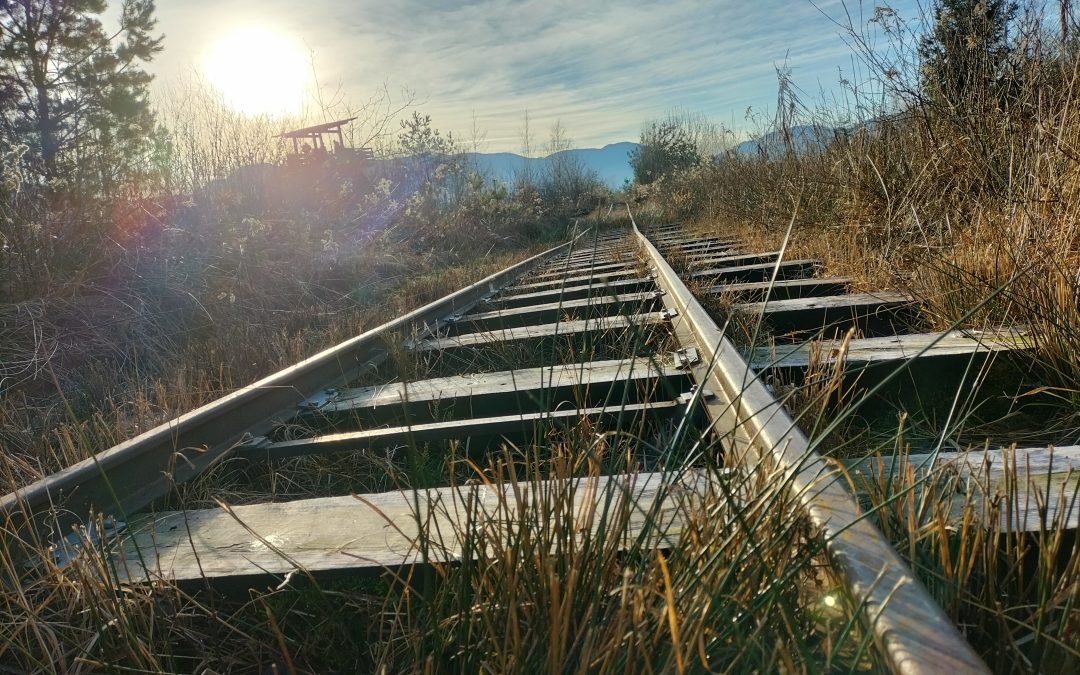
[{"x1": 205, "y1": 27, "x2": 309, "y2": 116}]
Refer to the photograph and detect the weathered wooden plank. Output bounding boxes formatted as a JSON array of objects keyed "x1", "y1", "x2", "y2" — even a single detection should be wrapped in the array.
[
  {"x1": 321, "y1": 357, "x2": 686, "y2": 416},
  {"x1": 842, "y1": 446, "x2": 1080, "y2": 531},
  {"x1": 677, "y1": 248, "x2": 741, "y2": 259},
  {"x1": 505, "y1": 269, "x2": 642, "y2": 293},
  {"x1": 558, "y1": 245, "x2": 628, "y2": 259},
  {"x1": 662, "y1": 245, "x2": 739, "y2": 257},
  {"x1": 689, "y1": 259, "x2": 819, "y2": 282},
  {"x1": 533, "y1": 259, "x2": 634, "y2": 276},
  {"x1": 664, "y1": 240, "x2": 737, "y2": 250},
  {"x1": 489, "y1": 277, "x2": 654, "y2": 310},
  {"x1": 112, "y1": 470, "x2": 708, "y2": 582},
  {"x1": 565, "y1": 237, "x2": 625, "y2": 246},
  {"x1": 736, "y1": 291, "x2": 913, "y2": 314},
  {"x1": 539, "y1": 254, "x2": 629, "y2": 270},
  {"x1": 734, "y1": 291, "x2": 917, "y2": 337},
  {"x1": 522, "y1": 259, "x2": 635, "y2": 276},
  {"x1": 685, "y1": 246, "x2": 760, "y2": 259},
  {"x1": 688, "y1": 251, "x2": 780, "y2": 268},
  {"x1": 748, "y1": 328, "x2": 1031, "y2": 370},
  {"x1": 652, "y1": 236, "x2": 738, "y2": 247},
  {"x1": 451, "y1": 291, "x2": 660, "y2": 332},
  {"x1": 246, "y1": 400, "x2": 683, "y2": 460},
  {"x1": 549, "y1": 247, "x2": 626, "y2": 259},
  {"x1": 666, "y1": 239, "x2": 737, "y2": 249},
  {"x1": 470, "y1": 292, "x2": 658, "y2": 319},
  {"x1": 527, "y1": 261, "x2": 638, "y2": 281},
  {"x1": 705, "y1": 277, "x2": 851, "y2": 301},
  {"x1": 414, "y1": 312, "x2": 669, "y2": 351},
  {"x1": 546, "y1": 247, "x2": 630, "y2": 261}
]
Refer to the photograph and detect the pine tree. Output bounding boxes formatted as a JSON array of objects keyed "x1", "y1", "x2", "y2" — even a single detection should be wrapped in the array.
[
  {"x1": 0, "y1": 0, "x2": 162, "y2": 192},
  {"x1": 629, "y1": 120, "x2": 700, "y2": 185},
  {"x1": 918, "y1": 0, "x2": 1018, "y2": 108}
]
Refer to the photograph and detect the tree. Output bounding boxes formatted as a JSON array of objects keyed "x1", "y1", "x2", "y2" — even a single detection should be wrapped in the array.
[
  {"x1": 398, "y1": 111, "x2": 456, "y2": 177},
  {"x1": 629, "y1": 118, "x2": 701, "y2": 185},
  {"x1": 0, "y1": 0, "x2": 162, "y2": 190},
  {"x1": 918, "y1": 0, "x2": 1018, "y2": 108},
  {"x1": 398, "y1": 111, "x2": 454, "y2": 157},
  {"x1": 514, "y1": 109, "x2": 535, "y2": 194},
  {"x1": 539, "y1": 119, "x2": 601, "y2": 209},
  {"x1": 397, "y1": 111, "x2": 463, "y2": 206}
]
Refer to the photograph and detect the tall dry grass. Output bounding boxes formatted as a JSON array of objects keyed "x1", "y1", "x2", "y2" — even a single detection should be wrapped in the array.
[
  {"x1": 1, "y1": 436, "x2": 879, "y2": 673},
  {"x1": 632, "y1": 3, "x2": 1080, "y2": 670},
  {"x1": 642, "y1": 3, "x2": 1080, "y2": 425}
]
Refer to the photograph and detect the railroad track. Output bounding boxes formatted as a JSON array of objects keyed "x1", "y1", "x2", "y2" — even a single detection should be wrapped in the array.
[{"x1": 4, "y1": 211, "x2": 1076, "y2": 672}]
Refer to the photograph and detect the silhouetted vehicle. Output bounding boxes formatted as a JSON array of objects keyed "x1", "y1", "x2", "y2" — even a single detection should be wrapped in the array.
[{"x1": 279, "y1": 118, "x2": 374, "y2": 168}]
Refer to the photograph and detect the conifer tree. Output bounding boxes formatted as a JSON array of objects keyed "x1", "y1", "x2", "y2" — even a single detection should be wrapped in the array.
[
  {"x1": 0, "y1": 0, "x2": 162, "y2": 192},
  {"x1": 629, "y1": 120, "x2": 700, "y2": 185},
  {"x1": 918, "y1": 0, "x2": 1018, "y2": 108}
]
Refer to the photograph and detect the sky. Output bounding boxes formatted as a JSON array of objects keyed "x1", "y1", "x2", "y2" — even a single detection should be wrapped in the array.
[{"x1": 133, "y1": 0, "x2": 924, "y2": 152}]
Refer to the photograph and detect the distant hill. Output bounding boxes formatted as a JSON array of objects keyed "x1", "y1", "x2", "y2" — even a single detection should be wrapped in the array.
[
  {"x1": 465, "y1": 142, "x2": 639, "y2": 188},
  {"x1": 732, "y1": 125, "x2": 839, "y2": 158}
]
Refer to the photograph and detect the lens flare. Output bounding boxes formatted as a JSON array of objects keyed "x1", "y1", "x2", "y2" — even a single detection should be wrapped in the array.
[{"x1": 205, "y1": 27, "x2": 308, "y2": 116}]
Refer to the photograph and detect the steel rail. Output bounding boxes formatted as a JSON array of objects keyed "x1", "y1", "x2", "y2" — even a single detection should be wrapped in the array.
[
  {"x1": 1, "y1": 210, "x2": 993, "y2": 671},
  {"x1": 1, "y1": 230, "x2": 591, "y2": 544},
  {"x1": 629, "y1": 215, "x2": 989, "y2": 674}
]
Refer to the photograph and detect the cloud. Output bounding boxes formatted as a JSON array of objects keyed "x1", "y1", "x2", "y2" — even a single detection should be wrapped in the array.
[{"x1": 147, "y1": 0, "x2": 920, "y2": 150}]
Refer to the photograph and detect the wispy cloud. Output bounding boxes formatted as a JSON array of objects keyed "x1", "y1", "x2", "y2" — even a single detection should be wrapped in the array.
[{"x1": 148, "y1": 0, "x2": 920, "y2": 150}]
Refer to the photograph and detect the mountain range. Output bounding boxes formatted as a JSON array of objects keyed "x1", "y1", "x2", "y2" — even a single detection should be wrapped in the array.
[
  {"x1": 422, "y1": 126, "x2": 845, "y2": 190},
  {"x1": 730, "y1": 125, "x2": 837, "y2": 157},
  {"x1": 464, "y1": 142, "x2": 639, "y2": 188}
]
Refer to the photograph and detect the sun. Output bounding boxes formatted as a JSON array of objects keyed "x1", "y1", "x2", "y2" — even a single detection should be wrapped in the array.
[{"x1": 205, "y1": 27, "x2": 309, "y2": 116}]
